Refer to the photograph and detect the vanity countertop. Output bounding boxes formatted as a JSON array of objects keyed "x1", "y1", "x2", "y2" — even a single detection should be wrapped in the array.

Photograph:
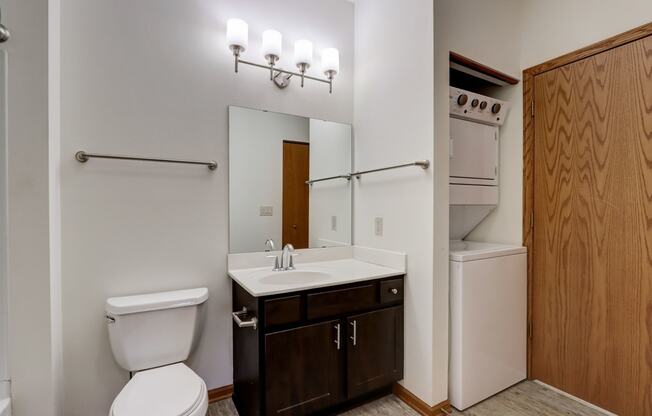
[{"x1": 228, "y1": 246, "x2": 407, "y2": 297}]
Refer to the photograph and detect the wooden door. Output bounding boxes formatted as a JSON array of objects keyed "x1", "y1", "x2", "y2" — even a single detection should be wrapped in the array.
[
  {"x1": 531, "y1": 35, "x2": 652, "y2": 414},
  {"x1": 346, "y1": 306, "x2": 404, "y2": 399},
  {"x1": 282, "y1": 141, "x2": 309, "y2": 248},
  {"x1": 264, "y1": 320, "x2": 341, "y2": 415}
]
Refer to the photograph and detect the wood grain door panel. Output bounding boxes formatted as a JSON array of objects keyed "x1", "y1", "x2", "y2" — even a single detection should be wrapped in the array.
[{"x1": 532, "y1": 35, "x2": 652, "y2": 415}]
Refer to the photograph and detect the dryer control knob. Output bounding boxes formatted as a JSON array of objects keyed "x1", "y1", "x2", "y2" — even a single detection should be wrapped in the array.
[
  {"x1": 471, "y1": 99, "x2": 479, "y2": 108},
  {"x1": 491, "y1": 103, "x2": 502, "y2": 114},
  {"x1": 479, "y1": 101, "x2": 488, "y2": 110},
  {"x1": 457, "y1": 94, "x2": 468, "y2": 106}
]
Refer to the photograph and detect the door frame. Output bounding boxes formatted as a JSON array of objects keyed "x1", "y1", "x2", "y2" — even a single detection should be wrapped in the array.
[{"x1": 522, "y1": 21, "x2": 652, "y2": 377}]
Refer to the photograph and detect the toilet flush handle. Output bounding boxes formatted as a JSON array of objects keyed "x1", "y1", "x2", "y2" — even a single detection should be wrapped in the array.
[{"x1": 105, "y1": 315, "x2": 116, "y2": 324}]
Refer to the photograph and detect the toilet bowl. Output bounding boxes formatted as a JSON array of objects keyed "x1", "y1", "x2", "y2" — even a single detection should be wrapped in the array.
[
  {"x1": 105, "y1": 288, "x2": 209, "y2": 416},
  {"x1": 110, "y1": 363, "x2": 208, "y2": 416}
]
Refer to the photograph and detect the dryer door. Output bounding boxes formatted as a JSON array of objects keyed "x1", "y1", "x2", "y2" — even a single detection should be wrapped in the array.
[{"x1": 450, "y1": 117, "x2": 498, "y2": 185}]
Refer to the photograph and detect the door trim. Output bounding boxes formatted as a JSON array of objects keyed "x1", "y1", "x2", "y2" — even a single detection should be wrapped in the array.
[{"x1": 522, "y1": 21, "x2": 652, "y2": 378}]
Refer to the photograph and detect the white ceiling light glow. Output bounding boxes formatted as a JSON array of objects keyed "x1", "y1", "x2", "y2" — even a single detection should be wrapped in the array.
[{"x1": 226, "y1": 18, "x2": 339, "y2": 93}]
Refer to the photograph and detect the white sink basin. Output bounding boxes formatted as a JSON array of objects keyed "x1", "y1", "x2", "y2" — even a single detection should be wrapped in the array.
[{"x1": 259, "y1": 270, "x2": 331, "y2": 285}]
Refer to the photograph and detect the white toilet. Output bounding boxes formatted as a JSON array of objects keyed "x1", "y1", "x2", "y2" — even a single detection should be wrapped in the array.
[{"x1": 105, "y1": 287, "x2": 210, "y2": 416}]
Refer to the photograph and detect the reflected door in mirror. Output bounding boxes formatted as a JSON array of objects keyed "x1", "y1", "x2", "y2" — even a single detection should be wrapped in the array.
[{"x1": 282, "y1": 141, "x2": 309, "y2": 248}]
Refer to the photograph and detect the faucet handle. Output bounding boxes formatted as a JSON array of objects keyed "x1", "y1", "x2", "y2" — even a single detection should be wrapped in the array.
[
  {"x1": 266, "y1": 254, "x2": 281, "y2": 271},
  {"x1": 288, "y1": 252, "x2": 299, "y2": 270}
]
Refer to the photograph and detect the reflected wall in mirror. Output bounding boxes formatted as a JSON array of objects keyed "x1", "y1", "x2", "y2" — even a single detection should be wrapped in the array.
[{"x1": 229, "y1": 106, "x2": 352, "y2": 253}]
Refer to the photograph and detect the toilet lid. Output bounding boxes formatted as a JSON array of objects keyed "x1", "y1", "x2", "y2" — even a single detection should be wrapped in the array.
[{"x1": 112, "y1": 363, "x2": 205, "y2": 416}]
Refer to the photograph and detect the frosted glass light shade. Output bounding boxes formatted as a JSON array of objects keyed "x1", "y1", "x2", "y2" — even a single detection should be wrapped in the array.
[
  {"x1": 321, "y1": 48, "x2": 340, "y2": 75},
  {"x1": 294, "y1": 40, "x2": 313, "y2": 68},
  {"x1": 227, "y1": 18, "x2": 248, "y2": 51},
  {"x1": 262, "y1": 30, "x2": 282, "y2": 59}
]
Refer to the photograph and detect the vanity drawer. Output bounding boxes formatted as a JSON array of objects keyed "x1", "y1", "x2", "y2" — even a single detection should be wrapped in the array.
[
  {"x1": 307, "y1": 284, "x2": 376, "y2": 320},
  {"x1": 264, "y1": 295, "x2": 302, "y2": 327},
  {"x1": 380, "y1": 278, "x2": 404, "y2": 304}
]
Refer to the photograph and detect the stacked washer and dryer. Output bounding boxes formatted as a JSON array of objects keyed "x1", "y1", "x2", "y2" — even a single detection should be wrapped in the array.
[{"x1": 448, "y1": 87, "x2": 527, "y2": 411}]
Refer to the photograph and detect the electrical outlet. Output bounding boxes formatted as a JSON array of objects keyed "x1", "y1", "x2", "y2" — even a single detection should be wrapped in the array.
[
  {"x1": 374, "y1": 217, "x2": 383, "y2": 236},
  {"x1": 259, "y1": 206, "x2": 273, "y2": 216},
  {"x1": 331, "y1": 216, "x2": 337, "y2": 231}
]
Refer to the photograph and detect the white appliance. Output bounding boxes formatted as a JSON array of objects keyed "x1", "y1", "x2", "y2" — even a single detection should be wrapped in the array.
[
  {"x1": 449, "y1": 241, "x2": 527, "y2": 410},
  {"x1": 449, "y1": 87, "x2": 509, "y2": 240},
  {"x1": 105, "y1": 288, "x2": 209, "y2": 416}
]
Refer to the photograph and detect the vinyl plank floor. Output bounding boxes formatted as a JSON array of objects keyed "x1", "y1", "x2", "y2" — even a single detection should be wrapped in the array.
[
  {"x1": 451, "y1": 381, "x2": 606, "y2": 416},
  {"x1": 208, "y1": 381, "x2": 605, "y2": 416}
]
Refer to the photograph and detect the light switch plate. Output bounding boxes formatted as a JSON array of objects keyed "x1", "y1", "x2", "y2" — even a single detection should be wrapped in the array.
[
  {"x1": 374, "y1": 217, "x2": 383, "y2": 236},
  {"x1": 259, "y1": 206, "x2": 273, "y2": 216},
  {"x1": 331, "y1": 216, "x2": 337, "y2": 231}
]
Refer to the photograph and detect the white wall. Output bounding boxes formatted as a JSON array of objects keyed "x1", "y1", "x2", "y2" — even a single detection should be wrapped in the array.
[
  {"x1": 309, "y1": 119, "x2": 352, "y2": 247},
  {"x1": 59, "y1": 0, "x2": 353, "y2": 414},
  {"x1": 229, "y1": 106, "x2": 309, "y2": 253},
  {"x1": 1, "y1": 0, "x2": 62, "y2": 414},
  {"x1": 354, "y1": 0, "x2": 441, "y2": 406},
  {"x1": 520, "y1": 0, "x2": 652, "y2": 69}
]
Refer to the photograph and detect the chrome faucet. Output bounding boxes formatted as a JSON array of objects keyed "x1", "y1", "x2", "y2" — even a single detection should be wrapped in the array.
[
  {"x1": 264, "y1": 239, "x2": 275, "y2": 252},
  {"x1": 280, "y1": 244, "x2": 295, "y2": 270},
  {"x1": 265, "y1": 239, "x2": 281, "y2": 271}
]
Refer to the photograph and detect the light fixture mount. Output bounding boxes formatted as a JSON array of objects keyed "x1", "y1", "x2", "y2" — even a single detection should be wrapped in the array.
[{"x1": 272, "y1": 71, "x2": 292, "y2": 89}]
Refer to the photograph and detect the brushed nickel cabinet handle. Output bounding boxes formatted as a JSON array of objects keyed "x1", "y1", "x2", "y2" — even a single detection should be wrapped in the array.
[
  {"x1": 390, "y1": 288, "x2": 399, "y2": 295},
  {"x1": 334, "y1": 323, "x2": 341, "y2": 350},
  {"x1": 350, "y1": 320, "x2": 357, "y2": 346}
]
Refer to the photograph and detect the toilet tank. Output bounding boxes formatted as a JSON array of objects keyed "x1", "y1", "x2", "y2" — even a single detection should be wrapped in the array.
[{"x1": 105, "y1": 288, "x2": 209, "y2": 372}]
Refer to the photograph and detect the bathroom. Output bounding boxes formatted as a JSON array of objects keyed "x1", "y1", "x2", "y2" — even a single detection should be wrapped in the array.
[{"x1": 1, "y1": 0, "x2": 652, "y2": 415}]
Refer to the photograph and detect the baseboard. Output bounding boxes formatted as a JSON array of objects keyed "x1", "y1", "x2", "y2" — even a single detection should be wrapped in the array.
[
  {"x1": 208, "y1": 384, "x2": 233, "y2": 404},
  {"x1": 533, "y1": 380, "x2": 616, "y2": 416},
  {"x1": 393, "y1": 383, "x2": 451, "y2": 416},
  {"x1": 208, "y1": 383, "x2": 449, "y2": 413}
]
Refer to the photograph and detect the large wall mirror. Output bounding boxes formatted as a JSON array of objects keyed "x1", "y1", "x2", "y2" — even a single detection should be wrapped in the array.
[{"x1": 229, "y1": 106, "x2": 352, "y2": 253}]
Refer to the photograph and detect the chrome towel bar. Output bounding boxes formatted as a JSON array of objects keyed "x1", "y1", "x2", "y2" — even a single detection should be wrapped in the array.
[{"x1": 75, "y1": 151, "x2": 217, "y2": 171}]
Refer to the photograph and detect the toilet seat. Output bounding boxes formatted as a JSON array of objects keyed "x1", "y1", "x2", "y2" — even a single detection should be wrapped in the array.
[{"x1": 110, "y1": 363, "x2": 208, "y2": 416}]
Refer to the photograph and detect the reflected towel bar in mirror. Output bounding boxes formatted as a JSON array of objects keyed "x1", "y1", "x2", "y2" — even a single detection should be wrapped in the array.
[
  {"x1": 306, "y1": 174, "x2": 351, "y2": 185},
  {"x1": 305, "y1": 160, "x2": 430, "y2": 185},
  {"x1": 352, "y1": 160, "x2": 430, "y2": 178},
  {"x1": 75, "y1": 151, "x2": 218, "y2": 171}
]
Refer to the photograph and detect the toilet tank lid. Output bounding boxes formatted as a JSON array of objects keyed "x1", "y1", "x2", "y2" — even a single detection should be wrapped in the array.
[{"x1": 106, "y1": 288, "x2": 209, "y2": 316}]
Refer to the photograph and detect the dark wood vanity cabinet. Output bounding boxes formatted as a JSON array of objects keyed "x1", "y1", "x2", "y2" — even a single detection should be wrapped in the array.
[
  {"x1": 347, "y1": 306, "x2": 403, "y2": 399},
  {"x1": 232, "y1": 276, "x2": 405, "y2": 416},
  {"x1": 265, "y1": 320, "x2": 342, "y2": 415}
]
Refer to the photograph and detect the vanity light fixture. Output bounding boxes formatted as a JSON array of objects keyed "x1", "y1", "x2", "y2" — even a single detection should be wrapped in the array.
[{"x1": 226, "y1": 18, "x2": 339, "y2": 93}]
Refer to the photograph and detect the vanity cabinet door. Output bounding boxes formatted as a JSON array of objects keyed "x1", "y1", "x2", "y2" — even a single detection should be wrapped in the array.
[
  {"x1": 346, "y1": 306, "x2": 404, "y2": 399},
  {"x1": 264, "y1": 320, "x2": 342, "y2": 415}
]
